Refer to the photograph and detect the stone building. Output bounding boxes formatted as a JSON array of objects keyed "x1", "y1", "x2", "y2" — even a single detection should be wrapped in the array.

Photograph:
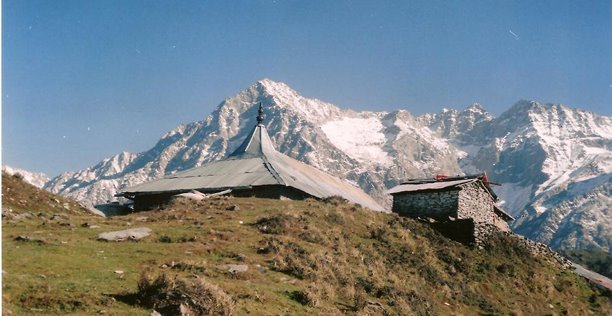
[
  {"x1": 388, "y1": 175, "x2": 514, "y2": 245},
  {"x1": 118, "y1": 104, "x2": 385, "y2": 212}
]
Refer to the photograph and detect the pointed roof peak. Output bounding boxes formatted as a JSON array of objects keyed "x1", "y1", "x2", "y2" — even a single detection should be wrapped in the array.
[
  {"x1": 229, "y1": 104, "x2": 275, "y2": 159},
  {"x1": 256, "y1": 102, "x2": 264, "y2": 125}
]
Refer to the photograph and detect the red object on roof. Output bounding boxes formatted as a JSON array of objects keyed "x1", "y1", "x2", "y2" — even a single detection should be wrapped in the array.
[
  {"x1": 480, "y1": 171, "x2": 501, "y2": 186},
  {"x1": 481, "y1": 171, "x2": 489, "y2": 183},
  {"x1": 435, "y1": 175, "x2": 448, "y2": 181}
]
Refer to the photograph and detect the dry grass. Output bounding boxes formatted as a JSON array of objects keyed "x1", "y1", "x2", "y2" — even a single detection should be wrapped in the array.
[
  {"x1": 2, "y1": 172, "x2": 89, "y2": 216},
  {"x1": 2, "y1": 174, "x2": 610, "y2": 315},
  {"x1": 132, "y1": 272, "x2": 235, "y2": 315}
]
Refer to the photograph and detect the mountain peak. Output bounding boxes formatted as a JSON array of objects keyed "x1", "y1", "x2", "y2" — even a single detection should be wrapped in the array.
[
  {"x1": 255, "y1": 79, "x2": 299, "y2": 99},
  {"x1": 466, "y1": 103, "x2": 486, "y2": 113},
  {"x1": 247, "y1": 79, "x2": 346, "y2": 123},
  {"x1": 506, "y1": 99, "x2": 543, "y2": 113},
  {"x1": 462, "y1": 102, "x2": 492, "y2": 122}
]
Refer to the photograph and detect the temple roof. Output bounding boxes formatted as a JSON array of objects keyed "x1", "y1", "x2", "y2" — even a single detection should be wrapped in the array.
[{"x1": 120, "y1": 104, "x2": 385, "y2": 212}]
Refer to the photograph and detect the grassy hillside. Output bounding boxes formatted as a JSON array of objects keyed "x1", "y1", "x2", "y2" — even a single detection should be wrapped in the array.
[
  {"x1": 2, "y1": 174, "x2": 610, "y2": 315},
  {"x1": 2, "y1": 172, "x2": 89, "y2": 216},
  {"x1": 559, "y1": 248, "x2": 612, "y2": 279}
]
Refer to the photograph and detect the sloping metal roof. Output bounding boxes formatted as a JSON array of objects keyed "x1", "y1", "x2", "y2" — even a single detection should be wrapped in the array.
[
  {"x1": 387, "y1": 179, "x2": 477, "y2": 194},
  {"x1": 120, "y1": 121, "x2": 385, "y2": 212},
  {"x1": 494, "y1": 205, "x2": 515, "y2": 221}
]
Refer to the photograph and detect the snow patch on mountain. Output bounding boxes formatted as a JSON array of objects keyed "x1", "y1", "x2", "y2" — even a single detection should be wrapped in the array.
[
  {"x1": 321, "y1": 116, "x2": 393, "y2": 166},
  {"x1": 529, "y1": 104, "x2": 612, "y2": 198}
]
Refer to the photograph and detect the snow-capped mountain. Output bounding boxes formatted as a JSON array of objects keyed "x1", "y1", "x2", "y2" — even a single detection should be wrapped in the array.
[
  {"x1": 44, "y1": 79, "x2": 611, "y2": 251},
  {"x1": 427, "y1": 101, "x2": 611, "y2": 251},
  {"x1": 2, "y1": 165, "x2": 50, "y2": 188}
]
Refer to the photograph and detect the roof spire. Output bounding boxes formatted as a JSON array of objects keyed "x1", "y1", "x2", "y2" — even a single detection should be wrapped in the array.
[{"x1": 256, "y1": 102, "x2": 264, "y2": 125}]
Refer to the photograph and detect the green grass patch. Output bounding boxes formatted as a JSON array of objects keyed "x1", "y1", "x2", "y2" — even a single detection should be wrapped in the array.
[{"x1": 2, "y1": 174, "x2": 610, "y2": 315}]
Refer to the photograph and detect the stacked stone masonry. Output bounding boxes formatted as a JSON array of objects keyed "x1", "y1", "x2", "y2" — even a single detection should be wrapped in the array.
[
  {"x1": 505, "y1": 233, "x2": 573, "y2": 269},
  {"x1": 391, "y1": 180, "x2": 511, "y2": 246},
  {"x1": 457, "y1": 182, "x2": 495, "y2": 223},
  {"x1": 392, "y1": 190, "x2": 459, "y2": 219}
]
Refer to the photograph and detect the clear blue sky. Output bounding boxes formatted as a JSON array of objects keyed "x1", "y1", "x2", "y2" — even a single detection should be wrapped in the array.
[{"x1": 3, "y1": 0, "x2": 611, "y2": 176}]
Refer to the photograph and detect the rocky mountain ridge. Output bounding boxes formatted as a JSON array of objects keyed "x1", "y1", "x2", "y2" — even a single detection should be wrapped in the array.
[{"x1": 42, "y1": 79, "x2": 611, "y2": 251}]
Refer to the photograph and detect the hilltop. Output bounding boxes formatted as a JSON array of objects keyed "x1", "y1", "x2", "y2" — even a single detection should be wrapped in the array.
[
  {"x1": 2, "y1": 171, "x2": 90, "y2": 218},
  {"x1": 2, "y1": 166, "x2": 49, "y2": 189},
  {"x1": 2, "y1": 174, "x2": 610, "y2": 315}
]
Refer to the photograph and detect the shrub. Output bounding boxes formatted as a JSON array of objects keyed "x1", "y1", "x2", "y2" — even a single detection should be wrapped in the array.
[
  {"x1": 136, "y1": 272, "x2": 234, "y2": 316},
  {"x1": 252, "y1": 214, "x2": 296, "y2": 235},
  {"x1": 257, "y1": 237, "x2": 283, "y2": 254},
  {"x1": 288, "y1": 284, "x2": 320, "y2": 307},
  {"x1": 321, "y1": 195, "x2": 349, "y2": 206},
  {"x1": 158, "y1": 235, "x2": 172, "y2": 243},
  {"x1": 299, "y1": 228, "x2": 327, "y2": 245}
]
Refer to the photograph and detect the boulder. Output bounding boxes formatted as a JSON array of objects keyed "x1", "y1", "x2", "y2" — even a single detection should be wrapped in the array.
[
  {"x1": 98, "y1": 227, "x2": 152, "y2": 242},
  {"x1": 217, "y1": 264, "x2": 248, "y2": 274},
  {"x1": 226, "y1": 205, "x2": 240, "y2": 211}
]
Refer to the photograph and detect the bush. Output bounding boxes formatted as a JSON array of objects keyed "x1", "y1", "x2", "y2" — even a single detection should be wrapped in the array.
[
  {"x1": 252, "y1": 214, "x2": 296, "y2": 235},
  {"x1": 257, "y1": 237, "x2": 283, "y2": 254},
  {"x1": 288, "y1": 285, "x2": 320, "y2": 307},
  {"x1": 321, "y1": 195, "x2": 349, "y2": 206},
  {"x1": 136, "y1": 273, "x2": 234, "y2": 316},
  {"x1": 158, "y1": 235, "x2": 172, "y2": 243}
]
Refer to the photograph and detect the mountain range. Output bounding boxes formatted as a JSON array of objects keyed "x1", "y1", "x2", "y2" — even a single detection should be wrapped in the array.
[{"x1": 14, "y1": 79, "x2": 611, "y2": 251}]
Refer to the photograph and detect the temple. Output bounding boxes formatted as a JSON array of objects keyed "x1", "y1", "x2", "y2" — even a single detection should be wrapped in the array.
[{"x1": 118, "y1": 104, "x2": 385, "y2": 212}]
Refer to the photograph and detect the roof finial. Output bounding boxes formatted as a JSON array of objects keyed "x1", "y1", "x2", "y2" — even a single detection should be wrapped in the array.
[{"x1": 256, "y1": 102, "x2": 264, "y2": 125}]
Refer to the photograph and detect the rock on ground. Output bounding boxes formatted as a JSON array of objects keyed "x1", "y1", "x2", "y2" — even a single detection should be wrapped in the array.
[
  {"x1": 98, "y1": 227, "x2": 152, "y2": 242},
  {"x1": 217, "y1": 264, "x2": 248, "y2": 274}
]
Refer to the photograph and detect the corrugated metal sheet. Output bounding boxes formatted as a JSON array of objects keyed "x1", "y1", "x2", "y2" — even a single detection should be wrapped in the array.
[
  {"x1": 120, "y1": 124, "x2": 386, "y2": 212},
  {"x1": 387, "y1": 179, "x2": 477, "y2": 194},
  {"x1": 123, "y1": 157, "x2": 278, "y2": 193},
  {"x1": 270, "y1": 153, "x2": 384, "y2": 211},
  {"x1": 170, "y1": 158, "x2": 268, "y2": 177}
]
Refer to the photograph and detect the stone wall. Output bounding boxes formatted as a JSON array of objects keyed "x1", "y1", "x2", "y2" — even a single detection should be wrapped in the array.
[
  {"x1": 492, "y1": 215, "x2": 510, "y2": 232},
  {"x1": 456, "y1": 181, "x2": 510, "y2": 244},
  {"x1": 134, "y1": 193, "x2": 176, "y2": 211},
  {"x1": 505, "y1": 233, "x2": 573, "y2": 269},
  {"x1": 391, "y1": 181, "x2": 513, "y2": 246},
  {"x1": 473, "y1": 223, "x2": 502, "y2": 246},
  {"x1": 431, "y1": 219, "x2": 475, "y2": 245},
  {"x1": 133, "y1": 185, "x2": 310, "y2": 211},
  {"x1": 391, "y1": 190, "x2": 459, "y2": 219},
  {"x1": 457, "y1": 182, "x2": 495, "y2": 224}
]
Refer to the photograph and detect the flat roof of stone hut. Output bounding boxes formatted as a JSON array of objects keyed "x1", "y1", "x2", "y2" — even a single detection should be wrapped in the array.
[{"x1": 388, "y1": 178, "x2": 480, "y2": 194}]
